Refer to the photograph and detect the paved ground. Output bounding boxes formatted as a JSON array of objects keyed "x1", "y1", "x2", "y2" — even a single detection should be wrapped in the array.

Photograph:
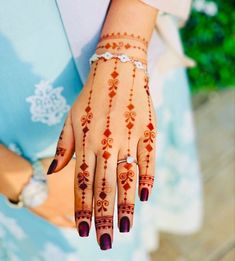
[{"x1": 150, "y1": 89, "x2": 235, "y2": 261}]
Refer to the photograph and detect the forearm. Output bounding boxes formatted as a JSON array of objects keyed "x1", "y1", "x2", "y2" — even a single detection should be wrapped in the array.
[{"x1": 96, "y1": 0, "x2": 158, "y2": 59}]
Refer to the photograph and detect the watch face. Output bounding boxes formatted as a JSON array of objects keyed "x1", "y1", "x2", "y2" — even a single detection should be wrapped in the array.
[{"x1": 21, "y1": 180, "x2": 48, "y2": 208}]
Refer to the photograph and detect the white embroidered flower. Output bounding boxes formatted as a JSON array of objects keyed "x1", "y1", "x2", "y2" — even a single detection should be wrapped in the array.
[{"x1": 26, "y1": 81, "x2": 70, "y2": 126}]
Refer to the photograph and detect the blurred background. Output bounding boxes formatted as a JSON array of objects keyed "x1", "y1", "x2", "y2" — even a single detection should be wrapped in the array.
[{"x1": 151, "y1": 0, "x2": 235, "y2": 260}]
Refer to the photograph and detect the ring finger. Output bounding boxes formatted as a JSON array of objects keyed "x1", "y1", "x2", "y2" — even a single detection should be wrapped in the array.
[{"x1": 117, "y1": 147, "x2": 138, "y2": 233}]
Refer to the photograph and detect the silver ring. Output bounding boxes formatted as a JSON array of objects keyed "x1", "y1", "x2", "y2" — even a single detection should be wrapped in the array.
[{"x1": 117, "y1": 156, "x2": 138, "y2": 165}]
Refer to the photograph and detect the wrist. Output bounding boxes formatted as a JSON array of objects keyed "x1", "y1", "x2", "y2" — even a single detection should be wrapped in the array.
[{"x1": 2, "y1": 165, "x2": 32, "y2": 202}]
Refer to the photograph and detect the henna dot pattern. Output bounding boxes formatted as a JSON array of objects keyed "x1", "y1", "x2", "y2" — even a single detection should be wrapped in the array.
[
  {"x1": 118, "y1": 66, "x2": 137, "y2": 207},
  {"x1": 75, "y1": 61, "x2": 98, "y2": 223},
  {"x1": 96, "y1": 41, "x2": 147, "y2": 54},
  {"x1": 141, "y1": 76, "x2": 156, "y2": 189},
  {"x1": 99, "y1": 32, "x2": 149, "y2": 47},
  {"x1": 96, "y1": 59, "x2": 119, "y2": 216}
]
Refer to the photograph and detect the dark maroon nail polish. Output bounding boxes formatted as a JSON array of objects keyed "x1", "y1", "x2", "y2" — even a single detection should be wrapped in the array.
[
  {"x1": 140, "y1": 188, "x2": 149, "y2": 201},
  {"x1": 47, "y1": 159, "x2": 58, "y2": 175},
  {"x1": 78, "y1": 221, "x2": 89, "y2": 237},
  {"x1": 100, "y1": 233, "x2": 112, "y2": 250},
  {"x1": 120, "y1": 216, "x2": 130, "y2": 233}
]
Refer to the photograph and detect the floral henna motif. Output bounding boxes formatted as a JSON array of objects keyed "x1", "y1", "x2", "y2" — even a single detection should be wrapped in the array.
[
  {"x1": 96, "y1": 41, "x2": 147, "y2": 54},
  {"x1": 76, "y1": 61, "x2": 98, "y2": 223},
  {"x1": 97, "y1": 59, "x2": 119, "y2": 216},
  {"x1": 95, "y1": 216, "x2": 113, "y2": 230},
  {"x1": 99, "y1": 32, "x2": 148, "y2": 47},
  {"x1": 140, "y1": 76, "x2": 156, "y2": 191}
]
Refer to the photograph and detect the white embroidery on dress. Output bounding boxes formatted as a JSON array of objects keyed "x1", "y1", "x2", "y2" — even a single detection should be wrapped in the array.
[
  {"x1": 8, "y1": 143, "x2": 22, "y2": 155},
  {"x1": 26, "y1": 81, "x2": 70, "y2": 126}
]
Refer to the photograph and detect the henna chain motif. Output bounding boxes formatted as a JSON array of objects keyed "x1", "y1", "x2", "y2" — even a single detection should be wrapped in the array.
[
  {"x1": 96, "y1": 41, "x2": 147, "y2": 54},
  {"x1": 77, "y1": 61, "x2": 98, "y2": 215},
  {"x1": 96, "y1": 59, "x2": 119, "y2": 215},
  {"x1": 140, "y1": 76, "x2": 156, "y2": 188},
  {"x1": 119, "y1": 66, "x2": 137, "y2": 204},
  {"x1": 95, "y1": 216, "x2": 113, "y2": 230},
  {"x1": 99, "y1": 32, "x2": 148, "y2": 47}
]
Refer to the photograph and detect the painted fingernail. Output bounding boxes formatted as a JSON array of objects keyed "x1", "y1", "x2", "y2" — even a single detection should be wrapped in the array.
[
  {"x1": 140, "y1": 188, "x2": 149, "y2": 201},
  {"x1": 100, "y1": 233, "x2": 112, "y2": 250},
  {"x1": 47, "y1": 159, "x2": 58, "y2": 175},
  {"x1": 120, "y1": 216, "x2": 130, "y2": 233},
  {"x1": 78, "y1": 221, "x2": 89, "y2": 237}
]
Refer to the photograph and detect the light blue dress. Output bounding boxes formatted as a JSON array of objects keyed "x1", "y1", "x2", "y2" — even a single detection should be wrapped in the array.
[{"x1": 0, "y1": 1, "x2": 202, "y2": 260}]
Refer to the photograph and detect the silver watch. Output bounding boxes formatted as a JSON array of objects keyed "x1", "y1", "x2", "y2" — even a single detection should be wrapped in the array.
[{"x1": 6, "y1": 161, "x2": 48, "y2": 208}]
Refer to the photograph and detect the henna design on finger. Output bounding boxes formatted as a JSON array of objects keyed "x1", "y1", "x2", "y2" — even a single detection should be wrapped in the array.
[
  {"x1": 56, "y1": 147, "x2": 66, "y2": 157},
  {"x1": 96, "y1": 41, "x2": 147, "y2": 54},
  {"x1": 97, "y1": 59, "x2": 119, "y2": 216},
  {"x1": 139, "y1": 175, "x2": 154, "y2": 188},
  {"x1": 118, "y1": 204, "x2": 134, "y2": 232},
  {"x1": 95, "y1": 216, "x2": 113, "y2": 230},
  {"x1": 75, "y1": 61, "x2": 99, "y2": 223},
  {"x1": 75, "y1": 210, "x2": 92, "y2": 221},
  {"x1": 139, "y1": 76, "x2": 156, "y2": 196},
  {"x1": 118, "y1": 66, "x2": 136, "y2": 212},
  {"x1": 99, "y1": 32, "x2": 148, "y2": 47},
  {"x1": 118, "y1": 203, "x2": 134, "y2": 215}
]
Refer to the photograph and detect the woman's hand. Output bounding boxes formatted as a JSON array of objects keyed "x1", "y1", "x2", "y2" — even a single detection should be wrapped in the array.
[
  {"x1": 0, "y1": 145, "x2": 75, "y2": 227},
  {"x1": 48, "y1": 58, "x2": 157, "y2": 249},
  {"x1": 48, "y1": 0, "x2": 158, "y2": 250},
  {"x1": 32, "y1": 158, "x2": 75, "y2": 228}
]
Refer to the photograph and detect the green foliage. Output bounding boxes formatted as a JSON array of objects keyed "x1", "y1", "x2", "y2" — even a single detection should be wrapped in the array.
[{"x1": 181, "y1": 0, "x2": 235, "y2": 92}]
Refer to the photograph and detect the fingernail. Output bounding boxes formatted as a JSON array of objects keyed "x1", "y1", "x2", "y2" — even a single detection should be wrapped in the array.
[
  {"x1": 140, "y1": 188, "x2": 149, "y2": 201},
  {"x1": 100, "y1": 233, "x2": 112, "y2": 250},
  {"x1": 47, "y1": 159, "x2": 58, "y2": 175},
  {"x1": 78, "y1": 221, "x2": 89, "y2": 237},
  {"x1": 120, "y1": 216, "x2": 130, "y2": 233}
]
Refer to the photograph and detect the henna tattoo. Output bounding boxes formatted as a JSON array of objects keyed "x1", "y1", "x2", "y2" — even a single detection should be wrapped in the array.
[
  {"x1": 75, "y1": 210, "x2": 92, "y2": 221},
  {"x1": 139, "y1": 76, "x2": 156, "y2": 188},
  {"x1": 118, "y1": 203, "x2": 135, "y2": 215},
  {"x1": 95, "y1": 216, "x2": 113, "y2": 230},
  {"x1": 75, "y1": 61, "x2": 98, "y2": 223},
  {"x1": 96, "y1": 41, "x2": 147, "y2": 54},
  {"x1": 99, "y1": 32, "x2": 148, "y2": 47},
  {"x1": 56, "y1": 147, "x2": 66, "y2": 157},
  {"x1": 96, "y1": 59, "x2": 119, "y2": 216},
  {"x1": 139, "y1": 175, "x2": 154, "y2": 188},
  {"x1": 55, "y1": 128, "x2": 66, "y2": 157},
  {"x1": 118, "y1": 66, "x2": 137, "y2": 205}
]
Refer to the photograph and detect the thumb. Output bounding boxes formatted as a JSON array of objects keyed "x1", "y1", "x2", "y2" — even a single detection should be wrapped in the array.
[{"x1": 47, "y1": 111, "x2": 75, "y2": 175}]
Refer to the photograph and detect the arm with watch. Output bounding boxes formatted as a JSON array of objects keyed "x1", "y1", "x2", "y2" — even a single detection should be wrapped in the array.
[{"x1": 0, "y1": 144, "x2": 76, "y2": 227}]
